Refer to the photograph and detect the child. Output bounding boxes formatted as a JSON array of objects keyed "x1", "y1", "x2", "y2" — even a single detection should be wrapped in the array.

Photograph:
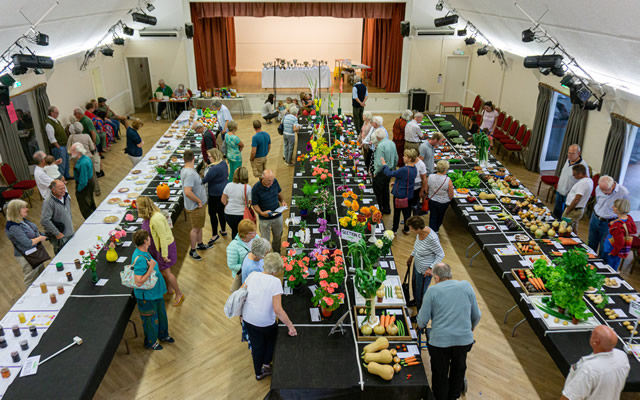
[
  {"x1": 482, "y1": 127, "x2": 494, "y2": 148},
  {"x1": 44, "y1": 155, "x2": 62, "y2": 180},
  {"x1": 604, "y1": 199, "x2": 637, "y2": 271},
  {"x1": 468, "y1": 115, "x2": 479, "y2": 134},
  {"x1": 277, "y1": 100, "x2": 286, "y2": 121}
]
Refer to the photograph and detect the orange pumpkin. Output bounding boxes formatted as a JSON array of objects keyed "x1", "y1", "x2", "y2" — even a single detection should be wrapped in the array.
[{"x1": 156, "y1": 183, "x2": 170, "y2": 200}]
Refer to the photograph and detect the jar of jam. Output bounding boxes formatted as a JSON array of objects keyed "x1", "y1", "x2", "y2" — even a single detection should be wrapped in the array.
[
  {"x1": 11, "y1": 351, "x2": 20, "y2": 362},
  {"x1": 12, "y1": 325, "x2": 20, "y2": 337},
  {"x1": 18, "y1": 313, "x2": 26, "y2": 323},
  {"x1": 74, "y1": 259, "x2": 82, "y2": 269},
  {"x1": 57, "y1": 285, "x2": 64, "y2": 295},
  {"x1": 40, "y1": 282, "x2": 47, "y2": 293},
  {"x1": 19, "y1": 340, "x2": 28, "y2": 350},
  {"x1": 49, "y1": 293, "x2": 57, "y2": 304},
  {"x1": 1, "y1": 367, "x2": 10, "y2": 379},
  {"x1": 66, "y1": 272, "x2": 73, "y2": 282},
  {"x1": 29, "y1": 326, "x2": 37, "y2": 337},
  {"x1": 0, "y1": 337, "x2": 7, "y2": 348}
]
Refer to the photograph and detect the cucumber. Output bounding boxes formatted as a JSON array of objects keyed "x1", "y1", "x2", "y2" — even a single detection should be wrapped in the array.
[{"x1": 535, "y1": 303, "x2": 572, "y2": 321}]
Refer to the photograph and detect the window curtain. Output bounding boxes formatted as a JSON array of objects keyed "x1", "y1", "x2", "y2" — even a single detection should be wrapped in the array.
[
  {"x1": 33, "y1": 84, "x2": 52, "y2": 151},
  {"x1": 361, "y1": 3, "x2": 405, "y2": 92},
  {"x1": 599, "y1": 115, "x2": 627, "y2": 181},
  {"x1": 554, "y1": 105, "x2": 589, "y2": 176},
  {"x1": 191, "y1": 9, "x2": 236, "y2": 89},
  {"x1": 0, "y1": 106, "x2": 30, "y2": 180},
  {"x1": 525, "y1": 84, "x2": 553, "y2": 172}
]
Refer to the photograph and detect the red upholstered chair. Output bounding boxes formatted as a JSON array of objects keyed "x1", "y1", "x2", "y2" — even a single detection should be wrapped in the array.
[
  {"x1": 537, "y1": 175, "x2": 559, "y2": 201},
  {"x1": 495, "y1": 111, "x2": 506, "y2": 130},
  {"x1": 493, "y1": 115, "x2": 512, "y2": 140},
  {"x1": 497, "y1": 124, "x2": 525, "y2": 155},
  {"x1": 630, "y1": 236, "x2": 640, "y2": 274},
  {"x1": 503, "y1": 129, "x2": 531, "y2": 166},
  {"x1": 1, "y1": 163, "x2": 35, "y2": 206},
  {"x1": 462, "y1": 95, "x2": 480, "y2": 118}
]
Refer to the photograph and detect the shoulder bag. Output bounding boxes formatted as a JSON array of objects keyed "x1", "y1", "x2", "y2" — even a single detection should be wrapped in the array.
[
  {"x1": 422, "y1": 176, "x2": 448, "y2": 213},
  {"x1": 394, "y1": 168, "x2": 411, "y2": 209},
  {"x1": 243, "y1": 184, "x2": 256, "y2": 222},
  {"x1": 121, "y1": 255, "x2": 158, "y2": 290},
  {"x1": 13, "y1": 222, "x2": 50, "y2": 268},
  {"x1": 277, "y1": 121, "x2": 284, "y2": 135}
]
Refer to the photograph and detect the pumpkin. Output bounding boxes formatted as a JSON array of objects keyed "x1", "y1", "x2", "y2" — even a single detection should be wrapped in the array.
[{"x1": 156, "y1": 183, "x2": 170, "y2": 200}]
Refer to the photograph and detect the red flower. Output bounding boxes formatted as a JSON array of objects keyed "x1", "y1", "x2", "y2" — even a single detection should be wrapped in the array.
[{"x1": 79, "y1": 250, "x2": 85, "y2": 256}]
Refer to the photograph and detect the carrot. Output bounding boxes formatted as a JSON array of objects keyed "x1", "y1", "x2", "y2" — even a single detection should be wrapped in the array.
[
  {"x1": 406, "y1": 361, "x2": 420, "y2": 366},
  {"x1": 529, "y1": 278, "x2": 540, "y2": 291},
  {"x1": 389, "y1": 315, "x2": 396, "y2": 326},
  {"x1": 382, "y1": 314, "x2": 388, "y2": 328},
  {"x1": 404, "y1": 356, "x2": 417, "y2": 362},
  {"x1": 537, "y1": 278, "x2": 547, "y2": 291}
]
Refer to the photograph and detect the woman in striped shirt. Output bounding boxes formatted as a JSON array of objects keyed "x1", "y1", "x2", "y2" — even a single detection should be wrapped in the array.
[{"x1": 405, "y1": 216, "x2": 445, "y2": 311}]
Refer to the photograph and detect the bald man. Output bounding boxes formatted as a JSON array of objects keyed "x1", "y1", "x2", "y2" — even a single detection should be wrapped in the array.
[
  {"x1": 561, "y1": 325, "x2": 629, "y2": 400},
  {"x1": 252, "y1": 170, "x2": 286, "y2": 253},
  {"x1": 554, "y1": 144, "x2": 589, "y2": 219}
]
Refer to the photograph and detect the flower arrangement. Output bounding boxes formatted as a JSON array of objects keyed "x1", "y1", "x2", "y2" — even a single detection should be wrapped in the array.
[
  {"x1": 107, "y1": 227, "x2": 127, "y2": 249},
  {"x1": 346, "y1": 231, "x2": 395, "y2": 271},
  {"x1": 312, "y1": 166, "x2": 333, "y2": 187},
  {"x1": 313, "y1": 188, "x2": 335, "y2": 216},
  {"x1": 293, "y1": 220, "x2": 311, "y2": 248},
  {"x1": 339, "y1": 210, "x2": 367, "y2": 234},
  {"x1": 281, "y1": 242, "x2": 310, "y2": 289},
  {"x1": 311, "y1": 284, "x2": 345, "y2": 313}
]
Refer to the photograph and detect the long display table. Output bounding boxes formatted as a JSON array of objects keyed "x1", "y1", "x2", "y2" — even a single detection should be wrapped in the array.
[{"x1": 261, "y1": 66, "x2": 331, "y2": 89}]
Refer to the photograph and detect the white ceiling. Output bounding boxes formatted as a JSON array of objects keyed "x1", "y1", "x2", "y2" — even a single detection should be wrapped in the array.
[{"x1": 443, "y1": 0, "x2": 640, "y2": 96}]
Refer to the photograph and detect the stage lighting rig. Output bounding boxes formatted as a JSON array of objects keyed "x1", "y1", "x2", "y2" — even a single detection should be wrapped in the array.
[
  {"x1": 477, "y1": 46, "x2": 489, "y2": 56},
  {"x1": 100, "y1": 47, "x2": 114, "y2": 57},
  {"x1": 434, "y1": 14, "x2": 458, "y2": 27},
  {"x1": 132, "y1": 12, "x2": 157, "y2": 26},
  {"x1": 521, "y1": 28, "x2": 536, "y2": 43},
  {"x1": 113, "y1": 37, "x2": 125, "y2": 46},
  {"x1": 464, "y1": 36, "x2": 476, "y2": 45},
  {"x1": 122, "y1": 24, "x2": 134, "y2": 36}
]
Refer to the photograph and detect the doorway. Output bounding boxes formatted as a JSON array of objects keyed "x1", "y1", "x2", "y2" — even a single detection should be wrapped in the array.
[
  {"x1": 443, "y1": 56, "x2": 469, "y2": 105},
  {"x1": 539, "y1": 92, "x2": 573, "y2": 171},
  {"x1": 126, "y1": 57, "x2": 152, "y2": 109}
]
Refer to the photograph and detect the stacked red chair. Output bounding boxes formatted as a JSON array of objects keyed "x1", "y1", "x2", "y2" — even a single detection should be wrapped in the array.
[{"x1": 1, "y1": 163, "x2": 35, "y2": 206}]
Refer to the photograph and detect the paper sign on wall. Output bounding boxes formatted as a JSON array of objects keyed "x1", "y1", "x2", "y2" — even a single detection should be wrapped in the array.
[{"x1": 7, "y1": 102, "x2": 18, "y2": 124}]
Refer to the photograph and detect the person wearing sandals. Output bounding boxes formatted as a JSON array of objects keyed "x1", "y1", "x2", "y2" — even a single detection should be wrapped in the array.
[
  {"x1": 202, "y1": 148, "x2": 229, "y2": 242},
  {"x1": 241, "y1": 252, "x2": 297, "y2": 380},
  {"x1": 132, "y1": 230, "x2": 175, "y2": 350},
  {"x1": 136, "y1": 196, "x2": 184, "y2": 307}
]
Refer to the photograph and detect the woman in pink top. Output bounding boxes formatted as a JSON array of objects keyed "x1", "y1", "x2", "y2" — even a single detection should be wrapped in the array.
[{"x1": 479, "y1": 101, "x2": 499, "y2": 146}]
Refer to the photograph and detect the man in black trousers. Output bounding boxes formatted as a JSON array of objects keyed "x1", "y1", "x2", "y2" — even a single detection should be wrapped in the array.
[{"x1": 352, "y1": 75, "x2": 368, "y2": 134}]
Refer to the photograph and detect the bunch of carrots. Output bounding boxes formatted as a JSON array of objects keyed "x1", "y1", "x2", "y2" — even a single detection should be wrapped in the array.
[
  {"x1": 528, "y1": 277, "x2": 547, "y2": 291},
  {"x1": 401, "y1": 356, "x2": 420, "y2": 367},
  {"x1": 379, "y1": 313, "x2": 396, "y2": 329}
]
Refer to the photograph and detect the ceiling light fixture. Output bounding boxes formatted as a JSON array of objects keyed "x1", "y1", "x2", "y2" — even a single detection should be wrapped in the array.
[
  {"x1": 100, "y1": 47, "x2": 114, "y2": 57},
  {"x1": 146, "y1": 2, "x2": 155, "y2": 12},
  {"x1": 113, "y1": 37, "x2": 125, "y2": 46},
  {"x1": 435, "y1": 0, "x2": 444, "y2": 11},
  {"x1": 35, "y1": 33, "x2": 49, "y2": 46},
  {"x1": 457, "y1": 28, "x2": 467, "y2": 36},
  {"x1": 464, "y1": 37, "x2": 476, "y2": 45},
  {"x1": 521, "y1": 28, "x2": 535, "y2": 43},
  {"x1": 477, "y1": 46, "x2": 489, "y2": 56},
  {"x1": 122, "y1": 25, "x2": 134, "y2": 36},
  {"x1": 523, "y1": 54, "x2": 563, "y2": 69}
]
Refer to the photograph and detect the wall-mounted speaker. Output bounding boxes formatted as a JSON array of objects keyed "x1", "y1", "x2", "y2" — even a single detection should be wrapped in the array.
[
  {"x1": 185, "y1": 23, "x2": 194, "y2": 39},
  {"x1": 0, "y1": 86, "x2": 10, "y2": 106},
  {"x1": 400, "y1": 21, "x2": 410, "y2": 38}
]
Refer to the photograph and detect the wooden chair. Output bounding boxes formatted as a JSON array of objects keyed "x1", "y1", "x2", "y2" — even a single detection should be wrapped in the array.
[{"x1": 0, "y1": 163, "x2": 35, "y2": 206}]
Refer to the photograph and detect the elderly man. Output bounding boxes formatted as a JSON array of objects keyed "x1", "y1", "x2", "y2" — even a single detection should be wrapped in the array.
[
  {"x1": 417, "y1": 263, "x2": 481, "y2": 400},
  {"x1": 352, "y1": 75, "x2": 368, "y2": 134},
  {"x1": 589, "y1": 176, "x2": 629, "y2": 256},
  {"x1": 33, "y1": 151, "x2": 59, "y2": 200},
  {"x1": 155, "y1": 79, "x2": 173, "y2": 120},
  {"x1": 70, "y1": 143, "x2": 96, "y2": 219},
  {"x1": 404, "y1": 112, "x2": 426, "y2": 154},
  {"x1": 252, "y1": 170, "x2": 286, "y2": 252},
  {"x1": 362, "y1": 116, "x2": 388, "y2": 172},
  {"x1": 45, "y1": 106, "x2": 71, "y2": 180},
  {"x1": 554, "y1": 144, "x2": 589, "y2": 219},
  {"x1": 419, "y1": 132, "x2": 445, "y2": 175},
  {"x1": 561, "y1": 164, "x2": 593, "y2": 233},
  {"x1": 73, "y1": 107, "x2": 97, "y2": 145},
  {"x1": 372, "y1": 129, "x2": 398, "y2": 215},
  {"x1": 181, "y1": 150, "x2": 211, "y2": 261},
  {"x1": 195, "y1": 121, "x2": 217, "y2": 164},
  {"x1": 561, "y1": 325, "x2": 630, "y2": 400},
  {"x1": 213, "y1": 99, "x2": 232, "y2": 135},
  {"x1": 41, "y1": 180, "x2": 74, "y2": 253}
]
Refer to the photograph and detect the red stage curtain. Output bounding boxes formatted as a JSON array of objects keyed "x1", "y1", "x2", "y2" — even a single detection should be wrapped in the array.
[
  {"x1": 226, "y1": 17, "x2": 237, "y2": 77},
  {"x1": 191, "y1": 6, "x2": 235, "y2": 88},
  {"x1": 191, "y1": 2, "x2": 396, "y2": 18},
  {"x1": 362, "y1": 4, "x2": 405, "y2": 92}
]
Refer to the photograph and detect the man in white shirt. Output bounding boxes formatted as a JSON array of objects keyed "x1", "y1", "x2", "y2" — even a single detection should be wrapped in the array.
[
  {"x1": 554, "y1": 144, "x2": 589, "y2": 219},
  {"x1": 362, "y1": 116, "x2": 387, "y2": 172},
  {"x1": 589, "y1": 176, "x2": 629, "y2": 256},
  {"x1": 562, "y1": 164, "x2": 593, "y2": 233},
  {"x1": 561, "y1": 325, "x2": 629, "y2": 400},
  {"x1": 404, "y1": 112, "x2": 425, "y2": 154},
  {"x1": 32, "y1": 151, "x2": 59, "y2": 200}
]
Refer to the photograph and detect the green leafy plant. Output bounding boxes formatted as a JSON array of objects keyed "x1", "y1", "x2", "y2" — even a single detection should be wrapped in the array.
[
  {"x1": 473, "y1": 132, "x2": 490, "y2": 163},
  {"x1": 448, "y1": 170, "x2": 481, "y2": 188},
  {"x1": 533, "y1": 249, "x2": 607, "y2": 321}
]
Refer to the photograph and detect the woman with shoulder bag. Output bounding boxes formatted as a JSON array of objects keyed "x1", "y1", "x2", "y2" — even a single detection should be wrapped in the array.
[
  {"x1": 427, "y1": 160, "x2": 455, "y2": 233},
  {"x1": 222, "y1": 167, "x2": 252, "y2": 238},
  {"x1": 227, "y1": 220, "x2": 259, "y2": 288},
  {"x1": 381, "y1": 149, "x2": 418, "y2": 235},
  {"x1": 202, "y1": 148, "x2": 229, "y2": 242},
  {"x1": 5, "y1": 200, "x2": 47, "y2": 289},
  {"x1": 131, "y1": 230, "x2": 174, "y2": 351}
]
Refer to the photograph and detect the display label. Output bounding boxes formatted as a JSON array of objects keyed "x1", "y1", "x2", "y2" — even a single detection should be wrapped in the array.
[
  {"x1": 629, "y1": 301, "x2": 640, "y2": 319},
  {"x1": 341, "y1": 229, "x2": 362, "y2": 243}
]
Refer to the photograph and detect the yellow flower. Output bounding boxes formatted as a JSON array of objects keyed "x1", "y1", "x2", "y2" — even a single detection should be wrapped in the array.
[{"x1": 344, "y1": 199, "x2": 352, "y2": 207}]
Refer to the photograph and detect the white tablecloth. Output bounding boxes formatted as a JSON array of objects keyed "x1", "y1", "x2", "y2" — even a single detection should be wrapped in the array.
[{"x1": 261, "y1": 66, "x2": 331, "y2": 89}]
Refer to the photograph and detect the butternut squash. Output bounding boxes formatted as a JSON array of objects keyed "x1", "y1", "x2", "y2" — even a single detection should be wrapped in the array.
[
  {"x1": 367, "y1": 362, "x2": 395, "y2": 381},
  {"x1": 363, "y1": 349, "x2": 393, "y2": 364},
  {"x1": 362, "y1": 337, "x2": 389, "y2": 354}
]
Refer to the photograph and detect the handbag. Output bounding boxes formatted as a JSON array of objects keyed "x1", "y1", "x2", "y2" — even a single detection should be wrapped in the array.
[
  {"x1": 120, "y1": 255, "x2": 158, "y2": 290},
  {"x1": 402, "y1": 260, "x2": 415, "y2": 307},
  {"x1": 422, "y1": 176, "x2": 448, "y2": 212},
  {"x1": 22, "y1": 243, "x2": 51, "y2": 269},
  {"x1": 224, "y1": 287, "x2": 248, "y2": 318},
  {"x1": 394, "y1": 168, "x2": 411, "y2": 209},
  {"x1": 243, "y1": 184, "x2": 256, "y2": 222},
  {"x1": 277, "y1": 122, "x2": 284, "y2": 135}
]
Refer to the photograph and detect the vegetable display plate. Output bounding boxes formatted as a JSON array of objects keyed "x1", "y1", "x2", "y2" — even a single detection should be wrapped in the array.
[
  {"x1": 530, "y1": 295, "x2": 601, "y2": 331},
  {"x1": 118, "y1": 188, "x2": 129, "y2": 193},
  {"x1": 354, "y1": 305, "x2": 412, "y2": 341},
  {"x1": 490, "y1": 206, "x2": 502, "y2": 211},
  {"x1": 103, "y1": 216, "x2": 119, "y2": 223},
  {"x1": 511, "y1": 269, "x2": 552, "y2": 296},
  {"x1": 432, "y1": 117, "x2": 445, "y2": 122}
]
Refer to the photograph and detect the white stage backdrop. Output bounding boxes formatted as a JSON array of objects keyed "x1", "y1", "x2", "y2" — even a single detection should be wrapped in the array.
[
  {"x1": 261, "y1": 66, "x2": 331, "y2": 89},
  {"x1": 234, "y1": 17, "x2": 363, "y2": 72}
]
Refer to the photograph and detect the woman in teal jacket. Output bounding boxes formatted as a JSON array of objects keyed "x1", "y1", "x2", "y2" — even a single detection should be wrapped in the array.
[{"x1": 226, "y1": 219, "x2": 259, "y2": 277}]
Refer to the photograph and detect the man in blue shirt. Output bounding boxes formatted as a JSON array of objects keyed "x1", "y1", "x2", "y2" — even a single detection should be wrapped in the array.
[
  {"x1": 418, "y1": 263, "x2": 481, "y2": 400},
  {"x1": 252, "y1": 170, "x2": 286, "y2": 252},
  {"x1": 352, "y1": 76, "x2": 368, "y2": 135},
  {"x1": 250, "y1": 120, "x2": 272, "y2": 178}
]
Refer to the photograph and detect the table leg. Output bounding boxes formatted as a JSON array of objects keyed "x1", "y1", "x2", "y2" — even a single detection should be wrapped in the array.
[
  {"x1": 149, "y1": 102, "x2": 154, "y2": 122},
  {"x1": 465, "y1": 241, "x2": 476, "y2": 258},
  {"x1": 503, "y1": 304, "x2": 518, "y2": 324},
  {"x1": 469, "y1": 249, "x2": 482, "y2": 267},
  {"x1": 511, "y1": 318, "x2": 527, "y2": 337}
]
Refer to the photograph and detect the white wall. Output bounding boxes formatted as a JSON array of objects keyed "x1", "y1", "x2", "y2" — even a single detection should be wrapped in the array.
[
  {"x1": 123, "y1": 38, "x2": 191, "y2": 93},
  {"x1": 234, "y1": 17, "x2": 363, "y2": 72},
  {"x1": 12, "y1": 51, "x2": 133, "y2": 125}
]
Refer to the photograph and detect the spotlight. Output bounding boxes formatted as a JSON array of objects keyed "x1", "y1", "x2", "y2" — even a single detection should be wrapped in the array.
[
  {"x1": 551, "y1": 65, "x2": 565, "y2": 77},
  {"x1": 523, "y1": 54, "x2": 563, "y2": 69},
  {"x1": 12, "y1": 66, "x2": 28, "y2": 75},
  {"x1": 146, "y1": 2, "x2": 155, "y2": 12},
  {"x1": 572, "y1": 85, "x2": 591, "y2": 103},
  {"x1": 132, "y1": 12, "x2": 157, "y2": 26},
  {"x1": 522, "y1": 29, "x2": 535, "y2": 43},
  {"x1": 434, "y1": 14, "x2": 458, "y2": 27},
  {"x1": 477, "y1": 46, "x2": 489, "y2": 56},
  {"x1": 464, "y1": 37, "x2": 476, "y2": 45},
  {"x1": 435, "y1": 0, "x2": 444, "y2": 11},
  {"x1": 100, "y1": 47, "x2": 114, "y2": 57},
  {"x1": 457, "y1": 28, "x2": 467, "y2": 36},
  {"x1": 12, "y1": 54, "x2": 54, "y2": 69},
  {"x1": 113, "y1": 37, "x2": 125, "y2": 46},
  {"x1": 560, "y1": 75, "x2": 578, "y2": 88},
  {"x1": 122, "y1": 25, "x2": 134, "y2": 36},
  {"x1": 35, "y1": 33, "x2": 49, "y2": 46}
]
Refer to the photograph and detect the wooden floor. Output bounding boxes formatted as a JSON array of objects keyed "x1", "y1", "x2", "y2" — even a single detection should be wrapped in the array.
[
  {"x1": 229, "y1": 71, "x2": 388, "y2": 94},
  {"x1": 1, "y1": 112, "x2": 639, "y2": 399}
]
